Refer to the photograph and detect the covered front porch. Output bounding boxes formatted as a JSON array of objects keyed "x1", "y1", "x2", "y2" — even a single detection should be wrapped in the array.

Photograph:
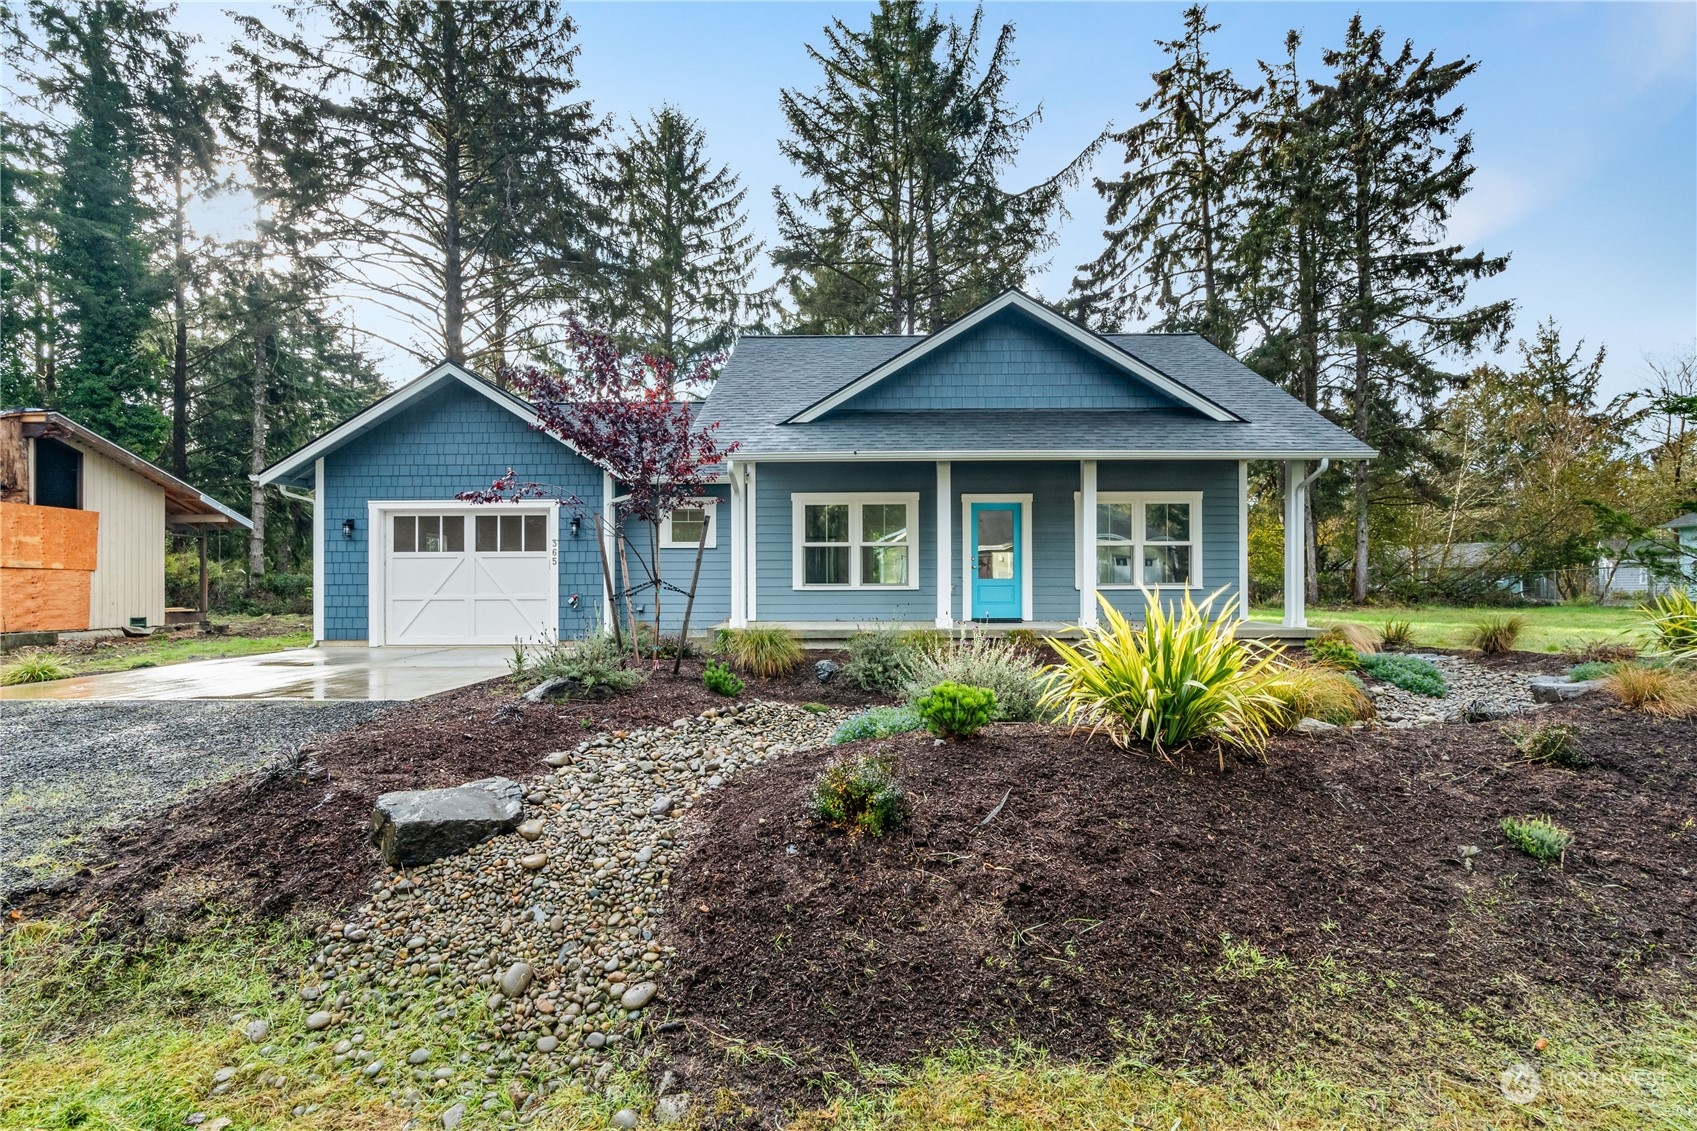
[{"x1": 710, "y1": 617, "x2": 1320, "y2": 649}]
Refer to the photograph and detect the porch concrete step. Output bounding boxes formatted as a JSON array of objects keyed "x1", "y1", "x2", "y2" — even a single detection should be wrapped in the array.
[{"x1": 708, "y1": 620, "x2": 1321, "y2": 649}]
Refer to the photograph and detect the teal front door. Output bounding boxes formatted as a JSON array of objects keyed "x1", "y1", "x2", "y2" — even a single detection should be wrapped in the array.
[{"x1": 971, "y1": 503, "x2": 1022, "y2": 620}]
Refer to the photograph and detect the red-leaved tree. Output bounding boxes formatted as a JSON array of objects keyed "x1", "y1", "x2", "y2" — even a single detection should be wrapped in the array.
[{"x1": 459, "y1": 322, "x2": 737, "y2": 661}]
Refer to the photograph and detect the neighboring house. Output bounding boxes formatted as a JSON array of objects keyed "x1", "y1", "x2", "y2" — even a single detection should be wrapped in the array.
[
  {"x1": 0, "y1": 410, "x2": 252, "y2": 638},
  {"x1": 258, "y1": 291, "x2": 1373, "y2": 646},
  {"x1": 1665, "y1": 514, "x2": 1697, "y2": 578}
]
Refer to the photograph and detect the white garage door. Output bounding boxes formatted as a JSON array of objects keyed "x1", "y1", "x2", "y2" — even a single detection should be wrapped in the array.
[{"x1": 380, "y1": 508, "x2": 557, "y2": 645}]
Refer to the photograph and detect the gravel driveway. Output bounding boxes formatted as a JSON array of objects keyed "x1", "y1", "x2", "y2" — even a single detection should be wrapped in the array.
[{"x1": 0, "y1": 700, "x2": 391, "y2": 897}]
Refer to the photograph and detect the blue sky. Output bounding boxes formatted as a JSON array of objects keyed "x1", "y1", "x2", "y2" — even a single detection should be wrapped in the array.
[{"x1": 179, "y1": 2, "x2": 1696, "y2": 397}]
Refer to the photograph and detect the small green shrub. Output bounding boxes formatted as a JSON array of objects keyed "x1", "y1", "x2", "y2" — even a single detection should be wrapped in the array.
[
  {"x1": 1566, "y1": 660, "x2": 1620, "y2": 682},
  {"x1": 1565, "y1": 639, "x2": 1638, "y2": 665},
  {"x1": 813, "y1": 753, "x2": 909, "y2": 836},
  {"x1": 914, "y1": 681, "x2": 997, "y2": 739},
  {"x1": 843, "y1": 628, "x2": 917, "y2": 694},
  {"x1": 702, "y1": 660, "x2": 744, "y2": 697},
  {"x1": 1359, "y1": 652, "x2": 1447, "y2": 697},
  {"x1": 515, "y1": 632, "x2": 643, "y2": 696},
  {"x1": 1642, "y1": 589, "x2": 1697, "y2": 663},
  {"x1": 831, "y1": 705, "x2": 925, "y2": 744},
  {"x1": 1379, "y1": 619, "x2": 1415, "y2": 648},
  {"x1": 718, "y1": 625, "x2": 803, "y2": 677},
  {"x1": 1469, "y1": 614, "x2": 1528, "y2": 654},
  {"x1": 1316, "y1": 622, "x2": 1378, "y2": 654},
  {"x1": 1307, "y1": 638, "x2": 1362, "y2": 671},
  {"x1": 901, "y1": 631, "x2": 1045, "y2": 721},
  {"x1": 0, "y1": 651, "x2": 73, "y2": 685},
  {"x1": 1507, "y1": 722, "x2": 1588, "y2": 768},
  {"x1": 1501, "y1": 815, "x2": 1571, "y2": 864}
]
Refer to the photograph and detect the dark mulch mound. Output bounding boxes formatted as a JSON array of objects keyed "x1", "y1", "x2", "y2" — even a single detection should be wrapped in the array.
[
  {"x1": 12, "y1": 655, "x2": 877, "y2": 928},
  {"x1": 658, "y1": 698, "x2": 1697, "y2": 1106}
]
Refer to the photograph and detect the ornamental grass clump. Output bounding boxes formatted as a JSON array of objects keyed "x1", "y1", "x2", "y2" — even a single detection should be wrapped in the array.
[
  {"x1": 1501, "y1": 815, "x2": 1571, "y2": 864},
  {"x1": 1307, "y1": 637, "x2": 1362, "y2": 671},
  {"x1": 1040, "y1": 590, "x2": 1289, "y2": 760},
  {"x1": 1601, "y1": 665, "x2": 1697, "y2": 718},
  {"x1": 701, "y1": 660, "x2": 744, "y2": 697},
  {"x1": 901, "y1": 632, "x2": 1044, "y2": 721},
  {"x1": 517, "y1": 632, "x2": 642, "y2": 695},
  {"x1": 831, "y1": 705, "x2": 925, "y2": 745},
  {"x1": 1378, "y1": 619, "x2": 1415, "y2": 648},
  {"x1": 0, "y1": 651, "x2": 72, "y2": 685},
  {"x1": 716, "y1": 626, "x2": 803, "y2": 677},
  {"x1": 1469, "y1": 614, "x2": 1528, "y2": 654},
  {"x1": 1642, "y1": 589, "x2": 1697, "y2": 664},
  {"x1": 812, "y1": 753, "x2": 908, "y2": 836},
  {"x1": 1261, "y1": 665, "x2": 1375, "y2": 727},
  {"x1": 1317, "y1": 622, "x2": 1379, "y2": 654},
  {"x1": 914, "y1": 682, "x2": 997, "y2": 739}
]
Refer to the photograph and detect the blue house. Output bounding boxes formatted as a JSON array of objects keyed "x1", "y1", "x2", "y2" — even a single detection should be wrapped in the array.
[{"x1": 259, "y1": 291, "x2": 1372, "y2": 646}]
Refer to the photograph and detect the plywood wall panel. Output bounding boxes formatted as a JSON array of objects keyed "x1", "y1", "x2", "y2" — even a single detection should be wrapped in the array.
[
  {"x1": 0, "y1": 502, "x2": 99, "y2": 569},
  {"x1": 0, "y1": 566, "x2": 91, "y2": 631}
]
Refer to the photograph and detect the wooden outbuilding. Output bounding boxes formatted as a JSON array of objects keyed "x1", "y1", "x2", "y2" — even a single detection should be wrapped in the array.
[{"x1": 0, "y1": 410, "x2": 252, "y2": 638}]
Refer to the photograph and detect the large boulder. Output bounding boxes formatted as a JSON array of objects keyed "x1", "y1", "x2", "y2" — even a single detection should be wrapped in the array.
[
  {"x1": 369, "y1": 777, "x2": 524, "y2": 868},
  {"x1": 1529, "y1": 676, "x2": 1602, "y2": 705}
]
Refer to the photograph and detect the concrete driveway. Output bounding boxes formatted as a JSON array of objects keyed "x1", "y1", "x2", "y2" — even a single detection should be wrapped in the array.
[{"x1": 0, "y1": 645, "x2": 512, "y2": 701}]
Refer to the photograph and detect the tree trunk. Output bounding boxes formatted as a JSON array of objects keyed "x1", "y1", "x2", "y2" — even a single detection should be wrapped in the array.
[
  {"x1": 440, "y1": 3, "x2": 466, "y2": 365},
  {"x1": 1350, "y1": 159, "x2": 1372, "y2": 605},
  {"x1": 248, "y1": 292, "x2": 269, "y2": 579},
  {"x1": 170, "y1": 166, "x2": 190, "y2": 477}
]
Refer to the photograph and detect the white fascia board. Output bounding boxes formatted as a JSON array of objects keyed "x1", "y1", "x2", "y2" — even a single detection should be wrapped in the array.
[
  {"x1": 257, "y1": 361, "x2": 607, "y2": 486},
  {"x1": 786, "y1": 291, "x2": 1238, "y2": 424},
  {"x1": 731, "y1": 448, "x2": 1377, "y2": 463}
]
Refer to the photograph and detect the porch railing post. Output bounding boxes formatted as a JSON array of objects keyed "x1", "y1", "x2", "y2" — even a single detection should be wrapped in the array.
[
  {"x1": 1080, "y1": 459, "x2": 1098, "y2": 627},
  {"x1": 1283, "y1": 460, "x2": 1307, "y2": 629},
  {"x1": 935, "y1": 460, "x2": 952, "y2": 628}
]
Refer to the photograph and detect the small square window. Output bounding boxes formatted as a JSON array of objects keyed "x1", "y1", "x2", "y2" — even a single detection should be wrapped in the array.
[
  {"x1": 523, "y1": 513, "x2": 547, "y2": 551},
  {"x1": 500, "y1": 514, "x2": 523, "y2": 551},
  {"x1": 805, "y1": 545, "x2": 849, "y2": 585},
  {"x1": 475, "y1": 514, "x2": 498, "y2": 552},
  {"x1": 443, "y1": 515, "x2": 465, "y2": 552},
  {"x1": 419, "y1": 515, "x2": 442, "y2": 553},
  {"x1": 393, "y1": 515, "x2": 416, "y2": 553},
  {"x1": 669, "y1": 507, "x2": 706, "y2": 545}
]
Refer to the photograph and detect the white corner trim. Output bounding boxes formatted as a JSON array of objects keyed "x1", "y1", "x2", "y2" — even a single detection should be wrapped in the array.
[
  {"x1": 786, "y1": 291, "x2": 1236, "y2": 424},
  {"x1": 789, "y1": 491, "x2": 922, "y2": 591},
  {"x1": 935, "y1": 461, "x2": 953, "y2": 628},
  {"x1": 602, "y1": 471, "x2": 616, "y2": 633},
  {"x1": 959, "y1": 493, "x2": 1033, "y2": 622},
  {"x1": 1079, "y1": 462, "x2": 1098, "y2": 627},
  {"x1": 312, "y1": 458, "x2": 325, "y2": 644},
  {"x1": 658, "y1": 497, "x2": 719, "y2": 550},
  {"x1": 1238, "y1": 460, "x2": 1250, "y2": 621},
  {"x1": 728, "y1": 462, "x2": 747, "y2": 627},
  {"x1": 1073, "y1": 490, "x2": 1206, "y2": 591},
  {"x1": 746, "y1": 463, "x2": 758, "y2": 622}
]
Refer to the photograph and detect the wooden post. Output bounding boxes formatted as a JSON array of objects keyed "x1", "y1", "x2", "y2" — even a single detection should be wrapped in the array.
[
  {"x1": 617, "y1": 532, "x2": 640, "y2": 662},
  {"x1": 672, "y1": 512, "x2": 710, "y2": 675},
  {"x1": 198, "y1": 527, "x2": 210, "y2": 619}
]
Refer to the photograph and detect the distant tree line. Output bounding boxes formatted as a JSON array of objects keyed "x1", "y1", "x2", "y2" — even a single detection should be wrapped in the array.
[{"x1": 2, "y1": 1, "x2": 1689, "y2": 601}]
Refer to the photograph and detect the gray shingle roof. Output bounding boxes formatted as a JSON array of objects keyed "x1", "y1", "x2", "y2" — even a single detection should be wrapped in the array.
[{"x1": 699, "y1": 331, "x2": 1375, "y2": 459}]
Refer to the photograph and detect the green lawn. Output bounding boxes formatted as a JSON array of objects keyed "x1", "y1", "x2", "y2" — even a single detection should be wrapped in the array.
[
  {"x1": 65, "y1": 630, "x2": 311, "y2": 676},
  {"x1": 1250, "y1": 604, "x2": 1645, "y2": 653}
]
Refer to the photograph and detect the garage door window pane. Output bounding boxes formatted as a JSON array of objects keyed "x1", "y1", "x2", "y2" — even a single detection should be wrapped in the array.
[
  {"x1": 524, "y1": 513, "x2": 547, "y2": 551},
  {"x1": 418, "y1": 515, "x2": 442, "y2": 553},
  {"x1": 393, "y1": 515, "x2": 416, "y2": 553},
  {"x1": 476, "y1": 514, "x2": 498, "y2": 552},
  {"x1": 443, "y1": 515, "x2": 464, "y2": 552},
  {"x1": 500, "y1": 514, "x2": 523, "y2": 551}
]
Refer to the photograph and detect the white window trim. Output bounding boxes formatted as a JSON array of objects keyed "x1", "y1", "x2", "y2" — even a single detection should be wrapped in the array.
[
  {"x1": 960, "y1": 494, "x2": 1033, "y2": 622},
  {"x1": 658, "y1": 497, "x2": 718, "y2": 550},
  {"x1": 1073, "y1": 491, "x2": 1204, "y2": 590},
  {"x1": 791, "y1": 492, "x2": 921, "y2": 590},
  {"x1": 366, "y1": 499, "x2": 559, "y2": 647}
]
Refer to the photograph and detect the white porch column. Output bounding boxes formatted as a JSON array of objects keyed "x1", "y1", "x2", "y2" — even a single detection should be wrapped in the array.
[
  {"x1": 745, "y1": 462, "x2": 758, "y2": 622},
  {"x1": 1283, "y1": 460, "x2": 1307, "y2": 629},
  {"x1": 312, "y1": 458, "x2": 325, "y2": 644},
  {"x1": 935, "y1": 460, "x2": 953, "y2": 627},
  {"x1": 729, "y1": 461, "x2": 747, "y2": 628},
  {"x1": 601, "y1": 470, "x2": 617, "y2": 633},
  {"x1": 1079, "y1": 459, "x2": 1098, "y2": 627}
]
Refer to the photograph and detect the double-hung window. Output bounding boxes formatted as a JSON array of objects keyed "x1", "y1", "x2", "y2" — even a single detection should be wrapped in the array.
[
  {"x1": 792, "y1": 493, "x2": 919, "y2": 589},
  {"x1": 1074, "y1": 491, "x2": 1202, "y2": 588}
]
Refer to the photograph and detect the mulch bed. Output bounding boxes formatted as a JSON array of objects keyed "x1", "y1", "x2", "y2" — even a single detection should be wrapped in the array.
[
  {"x1": 9, "y1": 653, "x2": 878, "y2": 929},
  {"x1": 657, "y1": 694, "x2": 1697, "y2": 1107}
]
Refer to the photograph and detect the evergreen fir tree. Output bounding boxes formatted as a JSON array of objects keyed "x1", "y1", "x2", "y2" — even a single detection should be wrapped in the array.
[
  {"x1": 590, "y1": 106, "x2": 771, "y2": 373},
  {"x1": 774, "y1": 1, "x2": 1097, "y2": 334},
  {"x1": 1072, "y1": 5, "x2": 1257, "y2": 352}
]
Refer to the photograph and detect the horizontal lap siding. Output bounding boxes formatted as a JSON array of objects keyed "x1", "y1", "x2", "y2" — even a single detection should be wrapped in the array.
[
  {"x1": 948, "y1": 460, "x2": 1077, "y2": 622},
  {"x1": 618, "y1": 484, "x2": 730, "y2": 633},
  {"x1": 321, "y1": 383, "x2": 604, "y2": 641},
  {"x1": 1094, "y1": 460, "x2": 1242, "y2": 621},
  {"x1": 753, "y1": 461, "x2": 935, "y2": 622},
  {"x1": 845, "y1": 311, "x2": 1182, "y2": 412}
]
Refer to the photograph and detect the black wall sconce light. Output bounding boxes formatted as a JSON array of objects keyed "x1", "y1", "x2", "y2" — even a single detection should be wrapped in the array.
[
  {"x1": 342, "y1": 518, "x2": 356, "y2": 539},
  {"x1": 569, "y1": 515, "x2": 581, "y2": 537}
]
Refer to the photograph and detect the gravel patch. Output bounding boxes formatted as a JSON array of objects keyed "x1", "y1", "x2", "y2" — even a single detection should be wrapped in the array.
[
  {"x1": 293, "y1": 699, "x2": 841, "y2": 1111},
  {"x1": 0, "y1": 700, "x2": 391, "y2": 896},
  {"x1": 1367, "y1": 652, "x2": 1540, "y2": 726}
]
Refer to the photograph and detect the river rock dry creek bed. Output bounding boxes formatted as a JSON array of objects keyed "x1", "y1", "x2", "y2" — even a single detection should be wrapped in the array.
[{"x1": 288, "y1": 700, "x2": 842, "y2": 1122}]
